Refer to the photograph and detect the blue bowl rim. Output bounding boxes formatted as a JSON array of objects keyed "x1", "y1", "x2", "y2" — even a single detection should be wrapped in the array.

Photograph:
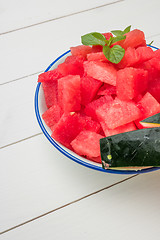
[{"x1": 34, "y1": 46, "x2": 160, "y2": 175}]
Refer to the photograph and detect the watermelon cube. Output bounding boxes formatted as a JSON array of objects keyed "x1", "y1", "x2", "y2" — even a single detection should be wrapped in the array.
[
  {"x1": 78, "y1": 114, "x2": 101, "y2": 133},
  {"x1": 58, "y1": 55, "x2": 84, "y2": 77},
  {"x1": 38, "y1": 69, "x2": 62, "y2": 82},
  {"x1": 70, "y1": 45, "x2": 92, "y2": 58},
  {"x1": 84, "y1": 95, "x2": 113, "y2": 121},
  {"x1": 103, "y1": 98, "x2": 141, "y2": 129},
  {"x1": 97, "y1": 84, "x2": 116, "y2": 97},
  {"x1": 121, "y1": 29, "x2": 146, "y2": 49},
  {"x1": 83, "y1": 61, "x2": 117, "y2": 86},
  {"x1": 137, "y1": 92, "x2": 160, "y2": 119},
  {"x1": 117, "y1": 47, "x2": 140, "y2": 69},
  {"x1": 71, "y1": 130, "x2": 103, "y2": 158},
  {"x1": 42, "y1": 81, "x2": 58, "y2": 108},
  {"x1": 148, "y1": 77, "x2": 160, "y2": 103},
  {"x1": 148, "y1": 57, "x2": 160, "y2": 71},
  {"x1": 154, "y1": 49, "x2": 160, "y2": 58},
  {"x1": 137, "y1": 60, "x2": 159, "y2": 83},
  {"x1": 91, "y1": 45, "x2": 103, "y2": 52},
  {"x1": 42, "y1": 104, "x2": 62, "y2": 128},
  {"x1": 81, "y1": 76, "x2": 102, "y2": 105},
  {"x1": 116, "y1": 67, "x2": 148, "y2": 101},
  {"x1": 58, "y1": 75, "x2": 81, "y2": 112},
  {"x1": 117, "y1": 46, "x2": 154, "y2": 69},
  {"x1": 135, "y1": 92, "x2": 160, "y2": 128},
  {"x1": 87, "y1": 52, "x2": 108, "y2": 62},
  {"x1": 51, "y1": 112, "x2": 82, "y2": 148},
  {"x1": 136, "y1": 46, "x2": 154, "y2": 63},
  {"x1": 96, "y1": 101, "x2": 115, "y2": 123},
  {"x1": 100, "y1": 121, "x2": 137, "y2": 137}
]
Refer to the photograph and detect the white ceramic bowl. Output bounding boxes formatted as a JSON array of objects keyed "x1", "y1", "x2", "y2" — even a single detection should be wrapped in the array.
[{"x1": 35, "y1": 48, "x2": 160, "y2": 174}]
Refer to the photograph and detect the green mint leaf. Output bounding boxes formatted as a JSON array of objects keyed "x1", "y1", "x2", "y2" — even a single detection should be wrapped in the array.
[
  {"x1": 123, "y1": 25, "x2": 131, "y2": 34},
  {"x1": 107, "y1": 36, "x2": 114, "y2": 46},
  {"x1": 103, "y1": 45, "x2": 125, "y2": 64},
  {"x1": 111, "y1": 25, "x2": 131, "y2": 36},
  {"x1": 102, "y1": 45, "x2": 111, "y2": 61},
  {"x1": 111, "y1": 30, "x2": 123, "y2": 36},
  {"x1": 81, "y1": 32, "x2": 106, "y2": 46},
  {"x1": 110, "y1": 35, "x2": 126, "y2": 45}
]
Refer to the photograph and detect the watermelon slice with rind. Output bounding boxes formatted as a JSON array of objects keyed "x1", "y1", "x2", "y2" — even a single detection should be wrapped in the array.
[{"x1": 100, "y1": 128, "x2": 160, "y2": 169}]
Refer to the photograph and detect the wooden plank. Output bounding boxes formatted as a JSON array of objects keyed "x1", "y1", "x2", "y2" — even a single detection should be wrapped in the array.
[
  {"x1": 1, "y1": 0, "x2": 160, "y2": 84},
  {"x1": 1, "y1": 170, "x2": 160, "y2": 239},
  {"x1": 0, "y1": 0, "x2": 118, "y2": 34},
  {"x1": 0, "y1": 74, "x2": 40, "y2": 148},
  {"x1": 0, "y1": 134, "x2": 132, "y2": 232}
]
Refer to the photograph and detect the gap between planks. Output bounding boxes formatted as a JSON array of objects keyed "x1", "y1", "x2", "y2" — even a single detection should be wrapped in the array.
[
  {"x1": 0, "y1": 173, "x2": 138, "y2": 235},
  {"x1": 0, "y1": 0, "x2": 124, "y2": 36},
  {"x1": 0, "y1": 71, "x2": 42, "y2": 86},
  {"x1": 0, "y1": 133, "x2": 43, "y2": 150}
]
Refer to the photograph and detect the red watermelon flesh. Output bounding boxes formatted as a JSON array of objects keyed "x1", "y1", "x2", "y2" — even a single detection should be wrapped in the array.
[
  {"x1": 87, "y1": 52, "x2": 108, "y2": 62},
  {"x1": 135, "y1": 92, "x2": 160, "y2": 129},
  {"x1": 100, "y1": 121, "x2": 137, "y2": 137},
  {"x1": 71, "y1": 130, "x2": 103, "y2": 158},
  {"x1": 148, "y1": 57, "x2": 160, "y2": 71},
  {"x1": 96, "y1": 101, "x2": 116, "y2": 123},
  {"x1": 137, "y1": 60, "x2": 159, "y2": 83},
  {"x1": 78, "y1": 114, "x2": 101, "y2": 133},
  {"x1": 51, "y1": 112, "x2": 82, "y2": 148},
  {"x1": 84, "y1": 95, "x2": 113, "y2": 121},
  {"x1": 84, "y1": 61, "x2": 117, "y2": 86},
  {"x1": 148, "y1": 77, "x2": 160, "y2": 103},
  {"x1": 116, "y1": 67, "x2": 148, "y2": 101},
  {"x1": 70, "y1": 45, "x2": 92, "y2": 58},
  {"x1": 117, "y1": 46, "x2": 154, "y2": 69},
  {"x1": 154, "y1": 49, "x2": 160, "y2": 58},
  {"x1": 117, "y1": 47, "x2": 139, "y2": 69},
  {"x1": 97, "y1": 84, "x2": 116, "y2": 97},
  {"x1": 58, "y1": 55, "x2": 84, "y2": 77},
  {"x1": 38, "y1": 69, "x2": 62, "y2": 82},
  {"x1": 103, "y1": 98, "x2": 141, "y2": 129},
  {"x1": 112, "y1": 29, "x2": 146, "y2": 49},
  {"x1": 42, "y1": 104, "x2": 62, "y2": 128},
  {"x1": 42, "y1": 81, "x2": 58, "y2": 108},
  {"x1": 58, "y1": 75, "x2": 81, "y2": 112},
  {"x1": 136, "y1": 46, "x2": 154, "y2": 63},
  {"x1": 81, "y1": 76, "x2": 102, "y2": 105},
  {"x1": 121, "y1": 29, "x2": 146, "y2": 49},
  {"x1": 92, "y1": 45, "x2": 103, "y2": 52},
  {"x1": 137, "y1": 92, "x2": 160, "y2": 119}
]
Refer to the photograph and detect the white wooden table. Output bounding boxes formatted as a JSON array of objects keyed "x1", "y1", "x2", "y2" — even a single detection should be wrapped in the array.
[{"x1": 1, "y1": 0, "x2": 160, "y2": 239}]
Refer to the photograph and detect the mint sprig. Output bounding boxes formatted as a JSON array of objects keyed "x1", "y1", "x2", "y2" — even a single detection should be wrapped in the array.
[
  {"x1": 81, "y1": 32, "x2": 106, "y2": 46},
  {"x1": 111, "y1": 25, "x2": 131, "y2": 36},
  {"x1": 81, "y1": 25, "x2": 131, "y2": 64},
  {"x1": 148, "y1": 40, "x2": 154, "y2": 46},
  {"x1": 103, "y1": 45, "x2": 125, "y2": 64}
]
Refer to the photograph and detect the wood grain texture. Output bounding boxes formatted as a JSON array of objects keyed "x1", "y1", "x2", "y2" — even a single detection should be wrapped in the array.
[
  {"x1": 0, "y1": 134, "x2": 132, "y2": 232},
  {"x1": 1, "y1": 0, "x2": 160, "y2": 238},
  {"x1": 1, "y1": 170, "x2": 160, "y2": 239},
  {"x1": 0, "y1": 74, "x2": 40, "y2": 148},
  {"x1": 0, "y1": 0, "x2": 119, "y2": 34},
  {"x1": 1, "y1": 0, "x2": 160, "y2": 84}
]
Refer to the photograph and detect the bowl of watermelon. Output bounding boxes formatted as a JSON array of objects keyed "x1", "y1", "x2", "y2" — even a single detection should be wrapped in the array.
[{"x1": 35, "y1": 27, "x2": 160, "y2": 174}]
